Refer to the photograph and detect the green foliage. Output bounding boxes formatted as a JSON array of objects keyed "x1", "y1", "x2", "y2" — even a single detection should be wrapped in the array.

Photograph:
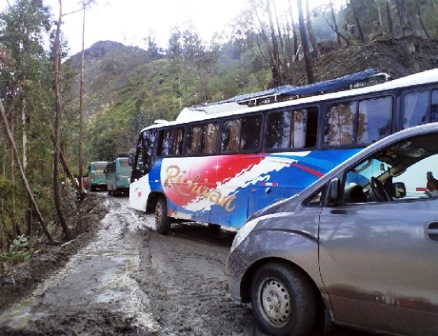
[
  {"x1": 0, "y1": 236, "x2": 31, "y2": 271},
  {"x1": 0, "y1": 178, "x2": 14, "y2": 200},
  {"x1": 0, "y1": 250, "x2": 31, "y2": 263},
  {"x1": 9, "y1": 234, "x2": 29, "y2": 252}
]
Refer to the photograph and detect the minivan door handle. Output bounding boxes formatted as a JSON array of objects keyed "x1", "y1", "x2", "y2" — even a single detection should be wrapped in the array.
[{"x1": 426, "y1": 222, "x2": 438, "y2": 241}]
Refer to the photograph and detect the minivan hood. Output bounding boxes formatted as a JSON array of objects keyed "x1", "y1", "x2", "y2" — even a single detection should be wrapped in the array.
[{"x1": 246, "y1": 193, "x2": 301, "y2": 222}]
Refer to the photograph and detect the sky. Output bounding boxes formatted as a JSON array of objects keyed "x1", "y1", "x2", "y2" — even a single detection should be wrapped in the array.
[
  {"x1": 48, "y1": 0, "x2": 248, "y2": 56},
  {"x1": 0, "y1": 0, "x2": 331, "y2": 57}
]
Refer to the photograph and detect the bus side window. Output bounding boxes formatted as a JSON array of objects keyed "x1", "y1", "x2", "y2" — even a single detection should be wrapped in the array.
[
  {"x1": 266, "y1": 107, "x2": 317, "y2": 150},
  {"x1": 304, "y1": 106, "x2": 318, "y2": 147},
  {"x1": 357, "y1": 96, "x2": 392, "y2": 145},
  {"x1": 432, "y1": 90, "x2": 438, "y2": 122},
  {"x1": 186, "y1": 125, "x2": 202, "y2": 154},
  {"x1": 403, "y1": 90, "x2": 429, "y2": 129},
  {"x1": 403, "y1": 89, "x2": 438, "y2": 128},
  {"x1": 291, "y1": 109, "x2": 307, "y2": 148},
  {"x1": 266, "y1": 110, "x2": 292, "y2": 150},
  {"x1": 241, "y1": 115, "x2": 262, "y2": 151},
  {"x1": 174, "y1": 128, "x2": 184, "y2": 156},
  {"x1": 203, "y1": 122, "x2": 219, "y2": 154},
  {"x1": 157, "y1": 129, "x2": 172, "y2": 157},
  {"x1": 221, "y1": 119, "x2": 241, "y2": 153},
  {"x1": 324, "y1": 101, "x2": 357, "y2": 146}
]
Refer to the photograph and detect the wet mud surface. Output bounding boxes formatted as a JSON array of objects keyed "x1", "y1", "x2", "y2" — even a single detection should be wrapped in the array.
[{"x1": 0, "y1": 193, "x2": 373, "y2": 335}]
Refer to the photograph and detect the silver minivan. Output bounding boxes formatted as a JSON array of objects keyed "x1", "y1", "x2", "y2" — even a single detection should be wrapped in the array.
[{"x1": 227, "y1": 123, "x2": 438, "y2": 336}]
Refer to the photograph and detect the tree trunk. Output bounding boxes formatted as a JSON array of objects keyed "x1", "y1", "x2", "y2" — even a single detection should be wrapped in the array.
[
  {"x1": 297, "y1": 0, "x2": 314, "y2": 84},
  {"x1": 394, "y1": 0, "x2": 412, "y2": 36},
  {"x1": 78, "y1": 4, "x2": 86, "y2": 196},
  {"x1": 272, "y1": 1, "x2": 284, "y2": 58},
  {"x1": 10, "y1": 103, "x2": 17, "y2": 239},
  {"x1": 53, "y1": 0, "x2": 72, "y2": 241},
  {"x1": 375, "y1": 0, "x2": 384, "y2": 35},
  {"x1": 50, "y1": 134, "x2": 78, "y2": 189},
  {"x1": 350, "y1": 0, "x2": 365, "y2": 42},
  {"x1": 322, "y1": 2, "x2": 350, "y2": 47},
  {"x1": 22, "y1": 99, "x2": 27, "y2": 172},
  {"x1": 330, "y1": 1, "x2": 342, "y2": 46},
  {"x1": 386, "y1": 0, "x2": 393, "y2": 35},
  {"x1": 287, "y1": 0, "x2": 299, "y2": 62},
  {"x1": 0, "y1": 100, "x2": 54, "y2": 243},
  {"x1": 305, "y1": 0, "x2": 320, "y2": 58},
  {"x1": 417, "y1": 2, "x2": 431, "y2": 39},
  {"x1": 266, "y1": 0, "x2": 282, "y2": 86}
]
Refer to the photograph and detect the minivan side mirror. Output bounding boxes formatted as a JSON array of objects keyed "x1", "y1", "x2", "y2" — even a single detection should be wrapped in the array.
[
  {"x1": 392, "y1": 182, "x2": 406, "y2": 199},
  {"x1": 327, "y1": 178, "x2": 341, "y2": 206}
]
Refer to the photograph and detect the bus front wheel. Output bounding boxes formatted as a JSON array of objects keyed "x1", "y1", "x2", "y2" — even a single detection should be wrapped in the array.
[{"x1": 155, "y1": 198, "x2": 171, "y2": 235}]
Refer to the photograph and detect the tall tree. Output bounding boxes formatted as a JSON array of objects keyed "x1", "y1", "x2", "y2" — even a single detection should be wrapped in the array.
[
  {"x1": 349, "y1": 0, "x2": 365, "y2": 42},
  {"x1": 53, "y1": 0, "x2": 72, "y2": 240},
  {"x1": 0, "y1": 100, "x2": 54, "y2": 243},
  {"x1": 168, "y1": 27, "x2": 185, "y2": 109},
  {"x1": 287, "y1": 0, "x2": 299, "y2": 62},
  {"x1": 297, "y1": 0, "x2": 314, "y2": 83},
  {"x1": 385, "y1": 0, "x2": 394, "y2": 35},
  {"x1": 394, "y1": 0, "x2": 412, "y2": 36},
  {"x1": 416, "y1": 1, "x2": 431, "y2": 39},
  {"x1": 266, "y1": 0, "x2": 282, "y2": 86},
  {"x1": 0, "y1": 0, "x2": 53, "y2": 238},
  {"x1": 305, "y1": 0, "x2": 321, "y2": 58},
  {"x1": 321, "y1": 1, "x2": 350, "y2": 47},
  {"x1": 78, "y1": 3, "x2": 86, "y2": 195}
]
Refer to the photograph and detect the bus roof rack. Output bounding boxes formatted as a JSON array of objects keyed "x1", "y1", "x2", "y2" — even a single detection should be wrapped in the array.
[{"x1": 203, "y1": 68, "x2": 389, "y2": 107}]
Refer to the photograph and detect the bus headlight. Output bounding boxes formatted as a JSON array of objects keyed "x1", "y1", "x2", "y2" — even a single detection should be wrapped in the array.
[{"x1": 230, "y1": 218, "x2": 260, "y2": 253}]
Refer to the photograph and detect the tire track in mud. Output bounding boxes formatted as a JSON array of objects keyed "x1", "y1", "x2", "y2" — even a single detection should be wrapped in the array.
[
  {"x1": 135, "y1": 225, "x2": 262, "y2": 336},
  {"x1": 0, "y1": 196, "x2": 162, "y2": 336},
  {"x1": 134, "y1": 221, "x2": 374, "y2": 336}
]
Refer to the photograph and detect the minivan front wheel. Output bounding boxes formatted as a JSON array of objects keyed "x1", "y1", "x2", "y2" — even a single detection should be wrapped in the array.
[
  {"x1": 250, "y1": 262, "x2": 317, "y2": 336},
  {"x1": 155, "y1": 198, "x2": 171, "y2": 235}
]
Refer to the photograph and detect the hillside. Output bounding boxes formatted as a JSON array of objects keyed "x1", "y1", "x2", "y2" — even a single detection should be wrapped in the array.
[
  {"x1": 308, "y1": 35, "x2": 438, "y2": 82},
  {"x1": 69, "y1": 36, "x2": 438, "y2": 115},
  {"x1": 67, "y1": 41, "x2": 150, "y2": 117},
  {"x1": 65, "y1": 36, "x2": 438, "y2": 160}
]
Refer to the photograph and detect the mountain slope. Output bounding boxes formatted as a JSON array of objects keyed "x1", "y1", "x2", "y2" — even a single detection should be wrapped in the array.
[{"x1": 65, "y1": 36, "x2": 438, "y2": 161}]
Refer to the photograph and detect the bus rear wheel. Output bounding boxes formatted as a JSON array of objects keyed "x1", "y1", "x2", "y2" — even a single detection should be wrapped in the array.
[{"x1": 155, "y1": 198, "x2": 171, "y2": 235}]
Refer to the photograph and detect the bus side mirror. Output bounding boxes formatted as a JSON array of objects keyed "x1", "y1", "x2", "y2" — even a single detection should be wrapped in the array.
[
  {"x1": 128, "y1": 152, "x2": 135, "y2": 166},
  {"x1": 327, "y1": 178, "x2": 341, "y2": 206}
]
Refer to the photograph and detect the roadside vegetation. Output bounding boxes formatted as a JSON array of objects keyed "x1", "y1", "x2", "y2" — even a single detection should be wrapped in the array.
[{"x1": 1, "y1": 0, "x2": 438, "y2": 271}]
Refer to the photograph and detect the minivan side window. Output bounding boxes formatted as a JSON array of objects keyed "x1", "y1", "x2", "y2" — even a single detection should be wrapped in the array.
[{"x1": 340, "y1": 133, "x2": 438, "y2": 204}]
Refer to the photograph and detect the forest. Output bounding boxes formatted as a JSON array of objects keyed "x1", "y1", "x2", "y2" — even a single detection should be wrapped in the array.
[{"x1": 1, "y1": 0, "x2": 438, "y2": 264}]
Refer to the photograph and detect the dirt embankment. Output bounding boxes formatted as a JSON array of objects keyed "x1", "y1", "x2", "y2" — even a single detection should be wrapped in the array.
[
  {"x1": 294, "y1": 35, "x2": 438, "y2": 84},
  {"x1": 0, "y1": 193, "x2": 108, "y2": 312}
]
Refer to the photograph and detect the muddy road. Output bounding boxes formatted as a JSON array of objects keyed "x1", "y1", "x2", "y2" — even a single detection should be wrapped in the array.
[{"x1": 0, "y1": 194, "x2": 373, "y2": 335}]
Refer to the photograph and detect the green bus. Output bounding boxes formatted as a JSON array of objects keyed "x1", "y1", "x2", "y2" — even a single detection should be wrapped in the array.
[
  {"x1": 106, "y1": 157, "x2": 131, "y2": 195},
  {"x1": 88, "y1": 161, "x2": 109, "y2": 191}
]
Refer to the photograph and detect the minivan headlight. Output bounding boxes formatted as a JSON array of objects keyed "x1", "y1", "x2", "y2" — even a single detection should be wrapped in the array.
[{"x1": 230, "y1": 218, "x2": 260, "y2": 253}]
